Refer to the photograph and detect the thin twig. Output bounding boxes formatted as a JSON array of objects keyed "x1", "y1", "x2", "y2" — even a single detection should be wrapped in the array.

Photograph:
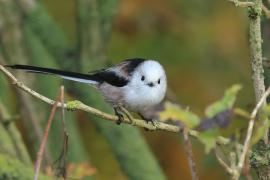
[
  {"x1": 57, "y1": 86, "x2": 68, "y2": 179},
  {"x1": 34, "y1": 88, "x2": 62, "y2": 180},
  {"x1": 228, "y1": 0, "x2": 255, "y2": 7},
  {"x1": 182, "y1": 127, "x2": 198, "y2": 180},
  {"x1": 60, "y1": 86, "x2": 66, "y2": 132},
  {"x1": 262, "y1": 4, "x2": 270, "y2": 19},
  {"x1": 214, "y1": 148, "x2": 233, "y2": 175},
  {"x1": 236, "y1": 87, "x2": 270, "y2": 179},
  {"x1": 243, "y1": 159, "x2": 253, "y2": 180}
]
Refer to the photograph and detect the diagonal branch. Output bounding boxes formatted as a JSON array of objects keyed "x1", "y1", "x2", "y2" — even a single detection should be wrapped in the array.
[
  {"x1": 262, "y1": 4, "x2": 270, "y2": 18},
  {"x1": 0, "y1": 64, "x2": 233, "y2": 145},
  {"x1": 234, "y1": 87, "x2": 270, "y2": 179},
  {"x1": 34, "y1": 87, "x2": 62, "y2": 180},
  {"x1": 228, "y1": 0, "x2": 255, "y2": 7},
  {"x1": 0, "y1": 64, "x2": 178, "y2": 132},
  {"x1": 183, "y1": 127, "x2": 198, "y2": 180},
  {"x1": 214, "y1": 148, "x2": 234, "y2": 175}
]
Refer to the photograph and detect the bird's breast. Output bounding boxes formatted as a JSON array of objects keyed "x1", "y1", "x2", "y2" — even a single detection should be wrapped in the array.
[{"x1": 123, "y1": 85, "x2": 165, "y2": 112}]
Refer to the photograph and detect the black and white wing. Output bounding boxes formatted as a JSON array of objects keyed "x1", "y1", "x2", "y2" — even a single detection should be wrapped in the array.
[{"x1": 88, "y1": 58, "x2": 146, "y2": 87}]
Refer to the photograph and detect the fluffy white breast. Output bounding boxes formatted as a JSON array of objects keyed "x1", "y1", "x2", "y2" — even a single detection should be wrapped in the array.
[{"x1": 123, "y1": 60, "x2": 167, "y2": 112}]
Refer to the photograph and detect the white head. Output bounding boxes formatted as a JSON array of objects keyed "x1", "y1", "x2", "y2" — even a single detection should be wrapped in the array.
[{"x1": 124, "y1": 60, "x2": 167, "y2": 111}]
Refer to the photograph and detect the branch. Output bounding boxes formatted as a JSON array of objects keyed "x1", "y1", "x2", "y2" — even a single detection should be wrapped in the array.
[
  {"x1": 214, "y1": 148, "x2": 234, "y2": 175},
  {"x1": 34, "y1": 87, "x2": 62, "y2": 180},
  {"x1": 235, "y1": 87, "x2": 270, "y2": 179},
  {"x1": 262, "y1": 4, "x2": 270, "y2": 18},
  {"x1": 183, "y1": 127, "x2": 198, "y2": 180},
  {"x1": 228, "y1": 0, "x2": 255, "y2": 7},
  {"x1": 0, "y1": 64, "x2": 234, "y2": 146},
  {"x1": 0, "y1": 64, "x2": 178, "y2": 132}
]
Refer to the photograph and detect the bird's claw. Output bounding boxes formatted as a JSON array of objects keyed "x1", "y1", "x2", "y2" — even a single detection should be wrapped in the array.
[
  {"x1": 114, "y1": 109, "x2": 124, "y2": 125},
  {"x1": 114, "y1": 105, "x2": 135, "y2": 125},
  {"x1": 144, "y1": 119, "x2": 158, "y2": 131},
  {"x1": 138, "y1": 113, "x2": 158, "y2": 130},
  {"x1": 118, "y1": 106, "x2": 135, "y2": 125}
]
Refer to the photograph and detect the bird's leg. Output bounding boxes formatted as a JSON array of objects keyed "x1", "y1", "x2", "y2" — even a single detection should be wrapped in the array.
[
  {"x1": 113, "y1": 105, "x2": 135, "y2": 125},
  {"x1": 118, "y1": 106, "x2": 135, "y2": 125},
  {"x1": 138, "y1": 113, "x2": 158, "y2": 129},
  {"x1": 113, "y1": 106, "x2": 124, "y2": 125}
]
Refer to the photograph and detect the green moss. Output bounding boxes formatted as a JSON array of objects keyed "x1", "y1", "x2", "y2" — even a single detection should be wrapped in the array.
[
  {"x1": 250, "y1": 140, "x2": 270, "y2": 179},
  {"x1": 250, "y1": 140, "x2": 270, "y2": 168},
  {"x1": 66, "y1": 100, "x2": 82, "y2": 111}
]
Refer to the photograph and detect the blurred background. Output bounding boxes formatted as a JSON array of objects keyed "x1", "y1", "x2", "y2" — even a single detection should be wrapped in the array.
[{"x1": 0, "y1": 0, "x2": 264, "y2": 179}]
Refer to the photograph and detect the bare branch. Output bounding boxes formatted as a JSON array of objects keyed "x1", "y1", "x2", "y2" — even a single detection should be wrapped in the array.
[
  {"x1": 56, "y1": 86, "x2": 68, "y2": 179},
  {"x1": 34, "y1": 88, "x2": 62, "y2": 180},
  {"x1": 214, "y1": 148, "x2": 234, "y2": 175},
  {"x1": 183, "y1": 127, "x2": 198, "y2": 180},
  {"x1": 228, "y1": 0, "x2": 255, "y2": 7},
  {"x1": 262, "y1": 4, "x2": 270, "y2": 18},
  {"x1": 236, "y1": 87, "x2": 270, "y2": 179}
]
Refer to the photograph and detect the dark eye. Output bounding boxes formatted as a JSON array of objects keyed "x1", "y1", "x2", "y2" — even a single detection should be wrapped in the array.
[
  {"x1": 158, "y1": 79, "x2": 161, "y2": 84},
  {"x1": 141, "y1": 76, "x2": 145, "y2": 81}
]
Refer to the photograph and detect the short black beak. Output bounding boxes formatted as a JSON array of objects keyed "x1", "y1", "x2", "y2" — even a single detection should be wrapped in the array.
[{"x1": 148, "y1": 82, "x2": 154, "y2": 87}]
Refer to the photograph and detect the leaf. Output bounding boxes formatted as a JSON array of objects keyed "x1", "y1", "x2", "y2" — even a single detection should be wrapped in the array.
[
  {"x1": 159, "y1": 102, "x2": 200, "y2": 128},
  {"x1": 45, "y1": 163, "x2": 97, "y2": 179},
  {"x1": 197, "y1": 129, "x2": 219, "y2": 153},
  {"x1": 67, "y1": 163, "x2": 97, "y2": 179},
  {"x1": 251, "y1": 105, "x2": 270, "y2": 145},
  {"x1": 205, "y1": 84, "x2": 242, "y2": 118}
]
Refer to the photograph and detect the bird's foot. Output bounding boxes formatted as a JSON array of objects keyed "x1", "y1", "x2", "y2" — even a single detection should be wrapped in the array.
[
  {"x1": 114, "y1": 105, "x2": 135, "y2": 125},
  {"x1": 118, "y1": 106, "x2": 135, "y2": 125},
  {"x1": 114, "y1": 107, "x2": 124, "y2": 125},
  {"x1": 139, "y1": 113, "x2": 158, "y2": 131},
  {"x1": 145, "y1": 119, "x2": 158, "y2": 128}
]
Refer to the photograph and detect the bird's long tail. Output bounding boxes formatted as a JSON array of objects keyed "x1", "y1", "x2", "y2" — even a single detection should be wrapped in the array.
[{"x1": 5, "y1": 65, "x2": 100, "y2": 85}]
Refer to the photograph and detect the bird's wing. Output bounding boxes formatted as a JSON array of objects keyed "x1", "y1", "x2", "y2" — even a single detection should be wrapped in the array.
[
  {"x1": 89, "y1": 70, "x2": 129, "y2": 87},
  {"x1": 90, "y1": 58, "x2": 145, "y2": 87}
]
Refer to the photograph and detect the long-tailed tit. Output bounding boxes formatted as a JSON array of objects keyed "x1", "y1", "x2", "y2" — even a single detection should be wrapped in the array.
[{"x1": 6, "y1": 58, "x2": 167, "y2": 124}]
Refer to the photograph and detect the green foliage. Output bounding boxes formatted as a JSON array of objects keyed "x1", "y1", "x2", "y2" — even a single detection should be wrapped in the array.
[
  {"x1": 197, "y1": 130, "x2": 219, "y2": 153},
  {"x1": 200, "y1": 85, "x2": 242, "y2": 152},
  {"x1": 205, "y1": 84, "x2": 242, "y2": 118},
  {"x1": 159, "y1": 102, "x2": 200, "y2": 128},
  {"x1": 251, "y1": 105, "x2": 270, "y2": 145},
  {"x1": 159, "y1": 84, "x2": 242, "y2": 153}
]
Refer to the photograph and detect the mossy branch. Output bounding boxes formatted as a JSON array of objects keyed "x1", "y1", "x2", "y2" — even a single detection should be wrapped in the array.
[
  {"x1": 228, "y1": 0, "x2": 255, "y2": 7},
  {"x1": 0, "y1": 64, "x2": 233, "y2": 145},
  {"x1": 0, "y1": 64, "x2": 177, "y2": 132},
  {"x1": 226, "y1": 0, "x2": 268, "y2": 179}
]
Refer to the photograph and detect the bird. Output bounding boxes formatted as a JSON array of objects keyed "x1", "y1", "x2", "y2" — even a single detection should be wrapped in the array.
[{"x1": 6, "y1": 58, "x2": 167, "y2": 125}]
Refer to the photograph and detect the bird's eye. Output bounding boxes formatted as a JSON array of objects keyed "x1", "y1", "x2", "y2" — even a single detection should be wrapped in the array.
[
  {"x1": 141, "y1": 76, "x2": 145, "y2": 81},
  {"x1": 158, "y1": 79, "x2": 161, "y2": 84}
]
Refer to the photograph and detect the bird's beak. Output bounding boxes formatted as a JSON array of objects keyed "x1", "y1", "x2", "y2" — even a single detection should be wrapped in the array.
[{"x1": 147, "y1": 82, "x2": 154, "y2": 87}]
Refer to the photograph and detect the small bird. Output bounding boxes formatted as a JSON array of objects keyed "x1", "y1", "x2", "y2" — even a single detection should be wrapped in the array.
[{"x1": 6, "y1": 58, "x2": 167, "y2": 124}]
